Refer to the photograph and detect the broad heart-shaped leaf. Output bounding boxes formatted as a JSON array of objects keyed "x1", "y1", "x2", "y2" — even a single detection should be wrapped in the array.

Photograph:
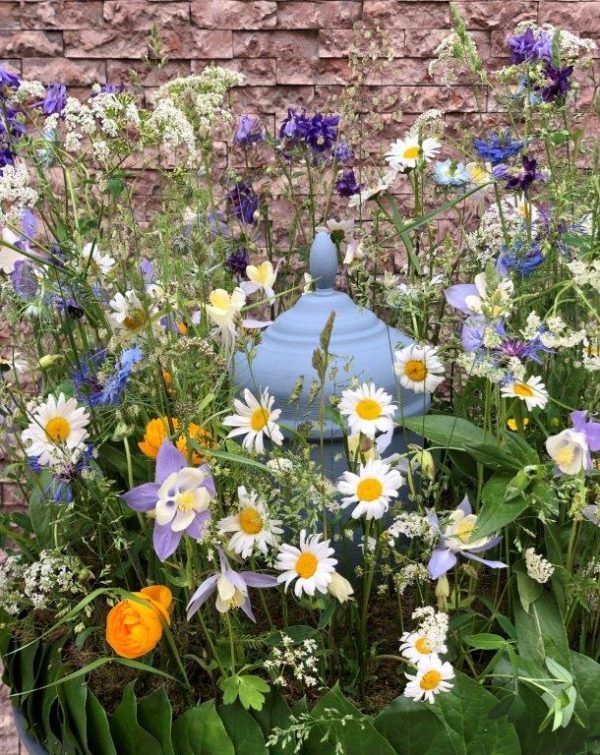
[
  {"x1": 86, "y1": 691, "x2": 117, "y2": 755},
  {"x1": 109, "y1": 682, "x2": 164, "y2": 755},
  {"x1": 136, "y1": 686, "x2": 175, "y2": 755},
  {"x1": 571, "y1": 652, "x2": 600, "y2": 740},
  {"x1": 401, "y1": 416, "x2": 520, "y2": 471},
  {"x1": 473, "y1": 473, "x2": 529, "y2": 541},
  {"x1": 218, "y1": 700, "x2": 268, "y2": 755},
  {"x1": 514, "y1": 592, "x2": 571, "y2": 669},
  {"x1": 172, "y1": 700, "x2": 235, "y2": 755},
  {"x1": 249, "y1": 688, "x2": 295, "y2": 755},
  {"x1": 304, "y1": 684, "x2": 396, "y2": 755}
]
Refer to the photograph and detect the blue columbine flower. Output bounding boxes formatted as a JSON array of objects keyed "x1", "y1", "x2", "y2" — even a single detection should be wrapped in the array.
[
  {"x1": 0, "y1": 66, "x2": 20, "y2": 90},
  {"x1": 233, "y1": 115, "x2": 263, "y2": 147},
  {"x1": 335, "y1": 169, "x2": 362, "y2": 197},
  {"x1": 279, "y1": 108, "x2": 310, "y2": 144},
  {"x1": 434, "y1": 159, "x2": 470, "y2": 187},
  {"x1": 507, "y1": 28, "x2": 552, "y2": 65},
  {"x1": 227, "y1": 181, "x2": 259, "y2": 224},
  {"x1": 39, "y1": 83, "x2": 67, "y2": 116},
  {"x1": 473, "y1": 130, "x2": 523, "y2": 165},
  {"x1": 334, "y1": 141, "x2": 353, "y2": 162}
]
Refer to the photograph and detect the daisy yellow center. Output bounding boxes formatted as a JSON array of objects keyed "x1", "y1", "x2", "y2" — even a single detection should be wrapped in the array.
[
  {"x1": 414, "y1": 636, "x2": 432, "y2": 655},
  {"x1": 355, "y1": 398, "x2": 382, "y2": 420},
  {"x1": 513, "y1": 382, "x2": 534, "y2": 398},
  {"x1": 250, "y1": 407, "x2": 270, "y2": 432},
  {"x1": 45, "y1": 416, "x2": 71, "y2": 443},
  {"x1": 404, "y1": 145, "x2": 421, "y2": 159},
  {"x1": 470, "y1": 165, "x2": 487, "y2": 183},
  {"x1": 295, "y1": 552, "x2": 318, "y2": 579},
  {"x1": 420, "y1": 670, "x2": 442, "y2": 691},
  {"x1": 455, "y1": 518, "x2": 475, "y2": 544},
  {"x1": 176, "y1": 491, "x2": 196, "y2": 513},
  {"x1": 404, "y1": 360, "x2": 427, "y2": 382},
  {"x1": 356, "y1": 477, "x2": 384, "y2": 502},
  {"x1": 555, "y1": 445, "x2": 575, "y2": 467},
  {"x1": 239, "y1": 507, "x2": 264, "y2": 535}
]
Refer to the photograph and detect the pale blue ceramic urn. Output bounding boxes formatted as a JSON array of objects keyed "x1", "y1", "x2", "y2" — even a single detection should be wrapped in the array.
[{"x1": 232, "y1": 232, "x2": 430, "y2": 478}]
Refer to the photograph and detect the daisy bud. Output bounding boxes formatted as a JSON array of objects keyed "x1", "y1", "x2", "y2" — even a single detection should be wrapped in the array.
[
  {"x1": 435, "y1": 575, "x2": 450, "y2": 611},
  {"x1": 327, "y1": 571, "x2": 354, "y2": 603}
]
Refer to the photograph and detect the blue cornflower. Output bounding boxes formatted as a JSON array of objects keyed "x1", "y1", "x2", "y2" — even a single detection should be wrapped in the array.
[
  {"x1": 473, "y1": 130, "x2": 523, "y2": 165},
  {"x1": 434, "y1": 159, "x2": 470, "y2": 187},
  {"x1": 507, "y1": 28, "x2": 552, "y2": 65},
  {"x1": 497, "y1": 238, "x2": 544, "y2": 275},
  {"x1": 495, "y1": 335, "x2": 550, "y2": 364},
  {"x1": 233, "y1": 115, "x2": 263, "y2": 147},
  {"x1": 73, "y1": 347, "x2": 142, "y2": 407},
  {"x1": 101, "y1": 346, "x2": 143, "y2": 404},
  {"x1": 226, "y1": 181, "x2": 259, "y2": 224},
  {"x1": 29, "y1": 445, "x2": 95, "y2": 503},
  {"x1": 335, "y1": 169, "x2": 361, "y2": 197}
]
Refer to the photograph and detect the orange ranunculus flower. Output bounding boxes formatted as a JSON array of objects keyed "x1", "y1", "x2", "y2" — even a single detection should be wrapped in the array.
[
  {"x1": 138, "y1": 417, "x2": 216, "y2": 464},
  {"x1": 105, "y1": 585, "x2": 173, "y2": 660}
]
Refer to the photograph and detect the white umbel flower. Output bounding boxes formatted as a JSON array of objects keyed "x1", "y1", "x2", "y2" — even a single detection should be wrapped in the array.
[
  {"x1": 501, "y1": 375, "x2": 548, "y2": 410},
  {"x1": 82, "y1": 242, "x2": 115, "y2": 277},
  {"x1": 525, "y1": 548, "x2": 554, "y2": 584},
  {"x1": 545, "y1": 428, "x2": 588, "y2": 475},
  {"x1": 404, "y1": 655, "x2": 454, "y2": 704},
  {"x1": 218, "y1": 486, "x2": 283, "y2": 558},
  {"x1": 394, "y1": 344, "x2": 444, "y2": 394},
  {"x1": 222, "y1": 388, "x2": 283, "y2": 453},
  {"x1": 21, "y1": 393, "x2": 90, "y2": 465},
  {"x1": 399, "y1": 630, "x2": 447, "y2": 664},
  {"x1": 338, "y1": 382, "x2": 397, "y2": 439},
  {"x1": 385, "y1": 135, "x2": 441, "y2": 170},
  {"x1": 337, "y1": 459, "x2": 404, "y2": 520},
  {"x1": 275, "y1": 530, "x2": 337, "y2": 598}
]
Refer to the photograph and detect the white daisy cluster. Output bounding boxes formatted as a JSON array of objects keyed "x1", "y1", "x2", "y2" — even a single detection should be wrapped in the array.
[
  {"x1": 394, "y1": 343, "x2": 445, "y2": 394},
  {"x1": 23, "y1": 550, "x2": 87, "y2": 610},
  {"x1": 223, "y1": 387, "x2": 283, "y2": 454},
  {"x1": 567, "y1": 259, "x2": 600, "y2": 294},
  {"x1": 264, "y1": 635, "x2": 320, "y2": 688},
  {"x1": 525, "y1": 548, "x2": 555, "y2": 584},
  {"x1": 402, "y1": 607, "x2": 454, "y2": 704},
  {"x1": 21, "y1": 393, "x2": 90, "y2": 466},
  {"x1": 0, "y1": 163, "x2": 39, "y2": 225},
  {"x1": 218, "y1": 486, "x2": 283, "y2": 559}
]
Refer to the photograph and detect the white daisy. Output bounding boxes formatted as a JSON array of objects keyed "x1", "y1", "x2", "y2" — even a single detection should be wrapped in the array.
[
  {"x1": 394, "y1": 344, "x2": 444, "y2": 394},
  {"x1": 501, "y1": 375, "x2": 548, "y2": 410},
  {"x1": 504, "y1": 195, "x2": 540, "y2": 226},
  {"x1": 338, "y1": 382, "x2": 397, "y2": 439},
  {"x1": 109, "y1": 290, "x2": 149, "y2": 333},
  {"x1": 399, "y1": 630, "x2": 447, "y2": 665},
  {"x1": 82, "y1": 241, "x2": 115, "y2": 277},
  {"x1": 218, "y1": 486, "x2": 283, "y2": 558},
  {"x1": 275, "y1": 530, "x2": 338, "y2": 598},
  {"x1": 404, "y1": 655, "x2": 454, "y2": 704},
  {"x1": 385, "y1": 135, "x2": 441, "y2": 171},
  {"x1": 337, "y1": 459, "x2": 404, "y2": 520},
  {"x1": 222, "y1": 388, "x2": 283, "y2": 454},
  {"x1": 21, "y1": 393, "x2": 90, "y2": 466}
]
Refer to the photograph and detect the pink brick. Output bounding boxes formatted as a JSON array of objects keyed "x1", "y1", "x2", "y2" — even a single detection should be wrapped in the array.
[
  {"x1": 103, "y1": 1, "x2": 189, "y2": 30},
  {"x1": 0, "y1": 31, "x2": 62, "y2": 56},
  {"x1": 540, "y1": 2, "x2": 600, "y2": 33},
  {"x1": 231, "y1": 84, "x2": 315, "y2": 113},
  {"x1": 23, "y1": 57, "x2": 106, "y2": 85},
  {"x1": 408, "y1": 29, "x2": 490, "y2": 59},
  {"x1": 234, "y1": 30, "x2": 318, "y2": 57},
  {"x1": 455, "y1": 2, "x2": 537, "y2": 30},
  {"x1": 319, "y1": 28, "x2": 404, "y2": 57},
  {"x1": 65, "y1": 29, "x2": 233, "y2": 60},
  {"x1": 191, "y1": 1, "x2": 277, "y2": 30},
  {"x1": 278, "y1": 1, "x2": 362, "y2": 29},
  {"x1": 21, "y1": 1, "x2": 104, "y2": 29},
  {"x1": 0, "y1": 2, "x2": 20, "y2": 30},
  {"x1": 364, "y1": 1, "x2": 449, "y2": 29},
  {"x1": 107, "y1": 60, "x2": 191, "y2": 88}
]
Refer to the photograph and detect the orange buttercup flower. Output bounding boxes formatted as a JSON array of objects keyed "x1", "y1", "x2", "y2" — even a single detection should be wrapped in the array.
[
  {"x1": 138, "y1": 417, "x2": 217, "y2": 465},
  {"x1": 105, "y1": 585, "x2": 173, "y2": 660}
]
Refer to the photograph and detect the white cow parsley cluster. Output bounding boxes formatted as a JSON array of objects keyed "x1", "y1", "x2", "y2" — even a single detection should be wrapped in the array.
[
  {"x1": 525, "y1": 548, "x2": 555, "y2": 584},
  {"x1": 0, "y1": 163, "x2": 39, "y2": 225},
  {"x1": 264, "y1": 635, "x2": 320, "y2": 688},
  {"x1": 23, "y1": 550, "x2": 88, "y2": 610}
]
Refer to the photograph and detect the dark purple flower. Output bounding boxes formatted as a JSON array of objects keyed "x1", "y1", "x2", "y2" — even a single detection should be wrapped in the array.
[
  {"x1": 493, "y1": 154, "x2": 545, "y2": 192},
  {"x1": 97, "y1": 82, "x2": 126, "y2": 95},
  {"x1": 56, "y1": 296, "x2": 84, "y2": 319},
  {"x1": 122, "y1": 440, "x2": 215, "y2": 561},
  {"x1": 336, "y1": 169, "x2": 362, "y2": 198},
  {"x1": 279, "y1": 108, "x2": 310, "y2": 144},
  {"x1": 225, "y1": 247, "x2": 250, "y2": 278},
  {"x1": 0, "y1": 147, "x2": 14, "y2": 173},
  {"x1": 1, "y1": 107, "x2": 26, "y2": 139},
  {"x1": 540, "y1": 64, "x2": 573, "y2": 102},
  {"x1": 227, "y1": 181, "x2": 259, "y2": 224},
  {"x1": 473, "y1": 130, "x2": 524, "y2": 166},
  {"x1": 233, "y1": 115, "x2": 263, "y2": 147},
  {"x1": 305, "y1": 112, "x2": 340, "y2": 153},
  {"x1": 40, "y1": 84, "x2": 67, "y2": 116},
  {"x1": 507, "y1": 28, "x2": 552, "y2": 65},
  {"x1": 0, "y1": 67, "x2": 20, "y2": 90},
  {"x1": 495, "y1": 336, "x2": 549, "y2": 364}
]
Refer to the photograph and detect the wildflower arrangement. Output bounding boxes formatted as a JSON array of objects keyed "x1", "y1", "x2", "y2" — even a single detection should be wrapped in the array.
[{"x1": 1, "y1": 7, "x2": 600, "y2": 754}]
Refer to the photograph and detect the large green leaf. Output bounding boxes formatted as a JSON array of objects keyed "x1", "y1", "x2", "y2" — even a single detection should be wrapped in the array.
[
  {"x1": 512, "y1": 685, "x2": 586, "y2": 755},
  {"x1": 514, "y1": 593, "x2": 570, "y2": 668},
  {"x1": 109, "y1": 682, "x2": 164, "y2": 755},
  {"x1": 29, "y1": 476, "x2": 55, "y2": 549},
  {"x1": 571, "y1": 652, "x2": 600, "y2": 740},
  {"x1": 375, "y1": 695, "x2": 463, "y2": 754},
  {"x1": 86, "y1": 691, "x2": 117, "y2": 755},
  {"x1": 474, "y1": 473, "x2": 529, "y2": 541},
  {"x1": 249, "y1": 688, "x2": 295, "y2": 755},
  {"x1": 218, "y1": 700, "x2": 268, "y2": 755},
  {"x1": 58, "y1": 677, "x2": 89, "y2": 753},
  {"x1": 137, "y1": 686, "x2": 175, "y2": 755},
  {"x1": 172, "y1": 700, "x2": 235, "y2": 755}
]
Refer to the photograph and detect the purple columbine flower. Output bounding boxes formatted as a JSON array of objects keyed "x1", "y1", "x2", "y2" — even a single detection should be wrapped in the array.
[
  {"x1": 186, "y1": 547, "x2": 278, "y2": 622},
  {"x1": 336, "y1": 169, "x2": 362, "y2": 198},
  {"x1": 569, "y1": 411, "x2": 600, "y2": 470},
  {"x1": 279, "y1": 107, "x2": 310, "y2": 144},
  {"x1": 233, "y1": 115, "x2": 263, "y2": 147},
  {"x1": 507, "y1": 28, "x2": 552, "y2": 65},
  {"x1": 95, "y1": 82, "x2": 126, "y2": 96},
  {"x1": 0, "y1": 67, "x2": 19, "y2": 89},
  {"x1": 473, "y1": 130, "x2": 524, "y2": 166},
  {"x1": 305, "y1": 112, "x2": 340, "y2": 153},
  {"x1": 224, "y1": 247, "x2": 250, "y2": 278},
  {"x1": 334, "y1": 141, "x2": 353, "y2": 162},
  {"x1": 540, "y1": 64, "x2": 573, "y2": 102},
  {"x1": 493, "y1": 155, "x2": 545, "y2": 193},
  {"x1": 427, "y1": 497, "x2": 506, "y2": 579},
  {"x1": 227, "y1": 181, "x2": 259, "y2": 224},
  {"x1": 0, "y1": 147, "x2": 14, "y2": 173},
  {"x1": 39, "y1": 84, "x2": 67, "y2": 116},
  {"x1": 122, "y1": 440, "x2": 215, "y2": 561}
]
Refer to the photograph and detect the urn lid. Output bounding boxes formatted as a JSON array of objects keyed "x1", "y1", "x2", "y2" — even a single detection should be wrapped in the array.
[{"x1": 232, "y1": 232, "x2": 429, "y2": 437}]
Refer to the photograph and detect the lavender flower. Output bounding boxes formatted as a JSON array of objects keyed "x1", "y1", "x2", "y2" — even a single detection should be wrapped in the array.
[
  {"x1": 427, "y1": 497, "x2": 506, "y2": 579},
  {"x1": 0, "y1": 67, "x2": 20, "y2": 90},
  {"x1": 224, "y1": 247, "x2": 250, "y2": 278},
  {"x1": 336, "y1": 169, "x2": 362, "y2": 198},
  {"x1": 186, "y1": 547, "x2": 277, "y2": 622},
  {"x1": 227, "y1": 181, "x2": 259, "y2": 224},
  {"x1": 122, "y1": 440, "x2": 215, "y2": 561},
  {"x1": 493, "y1": 155, "x2": 545, "y2": 192},
  {"x1": 39, "y1": 84, "x2": 67, "y2": 116},
  {"x1": 507, "y1": 28, "x2": 552, "y2": 65},
  {"x1": 540, "y1": 64, "x2": 573, "y2": 102},
  {"x1": 334, "y1": 141, "x2": 353, "y2": 162},
  {"x1": 473, "y1": 130, "x2": 524, "y2": 166},
  {"x1": 233, "y1": 115, "x2": 263, "y2": 147}
]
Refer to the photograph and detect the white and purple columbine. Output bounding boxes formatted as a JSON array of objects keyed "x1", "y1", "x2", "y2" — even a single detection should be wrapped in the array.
[
  {"x1": 186, "y1": 547, "x2": 277, "y2": 622},
  {"x1": 546, "y1": 410, "x2": 600, "y2": 476},
  {"x1": 122, "y1": 440, "x2": 215, "y2": 561},
  {"x1": 427, "y1": 497, "x2": 506, "y2": 579}
]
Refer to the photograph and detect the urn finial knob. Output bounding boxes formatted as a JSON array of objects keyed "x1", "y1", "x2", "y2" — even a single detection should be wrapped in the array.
[{"x1": 309, "y1": 231, "x2": 338, "y2": 290}]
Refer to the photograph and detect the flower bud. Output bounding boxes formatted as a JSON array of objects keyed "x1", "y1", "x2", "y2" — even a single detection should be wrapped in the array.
[
  {"x1": 38, "y1": 354, "x2": 63, "y2": 368},
  {"x1": 435, "y1": 575, "x2": 450, "y2": 611},
  {"x1": 327, "y1": 571, "x2": 354, "y2": 603}
]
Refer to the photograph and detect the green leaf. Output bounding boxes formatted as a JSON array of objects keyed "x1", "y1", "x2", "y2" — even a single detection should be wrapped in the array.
[
  {"x1": 473, "y1": 473, "x2": 529, "y2": 541},
  {"x1": 137, "y1": 686, "x2": 175, "y2": 755},
  {"x1": 29, "y1": 482, "x2": 55, "y2": 549},
  {"x1": 514, "y1": 593, "x2": 570, "y2": 668},
  {"x1": 172, "y1": 701, "x2": 235, "y2": 755},
  {"x1": 218, "y1": 700, "x2": 268, "y2": 755},
  {"x1": 571, "y1": 651, "x2": 600, "y2": 739},
  {"x1": 219, "y1": 674, "x2": 270, "y2": 711},
  {"x1": 250, "y1": 688, "x2": 294, "y2": 755},
  {"x1": 109, "y1": 682, "x2": 164, "y2": 755},
  {"x1": 375, "y1": 695, "x2": 463, "y2": 754},
  {"x1": 516, "y1": 570, "x2": 542, "y2": 614},
  {"x1": 464, "y1": 633, "x2": 508, "y2": 650},
  {"x1": 58, "y1": 676, "x2": 89, "y2": 753},
  {"x1": 512, "y1": 685, "x2": 586, "y2": 755},
  {"x1": 499, "y1": 432, "x2": 539, "y2": 466},
  {"x1": 86, "y1": 691, "x2": 117, "y2": 755}
]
